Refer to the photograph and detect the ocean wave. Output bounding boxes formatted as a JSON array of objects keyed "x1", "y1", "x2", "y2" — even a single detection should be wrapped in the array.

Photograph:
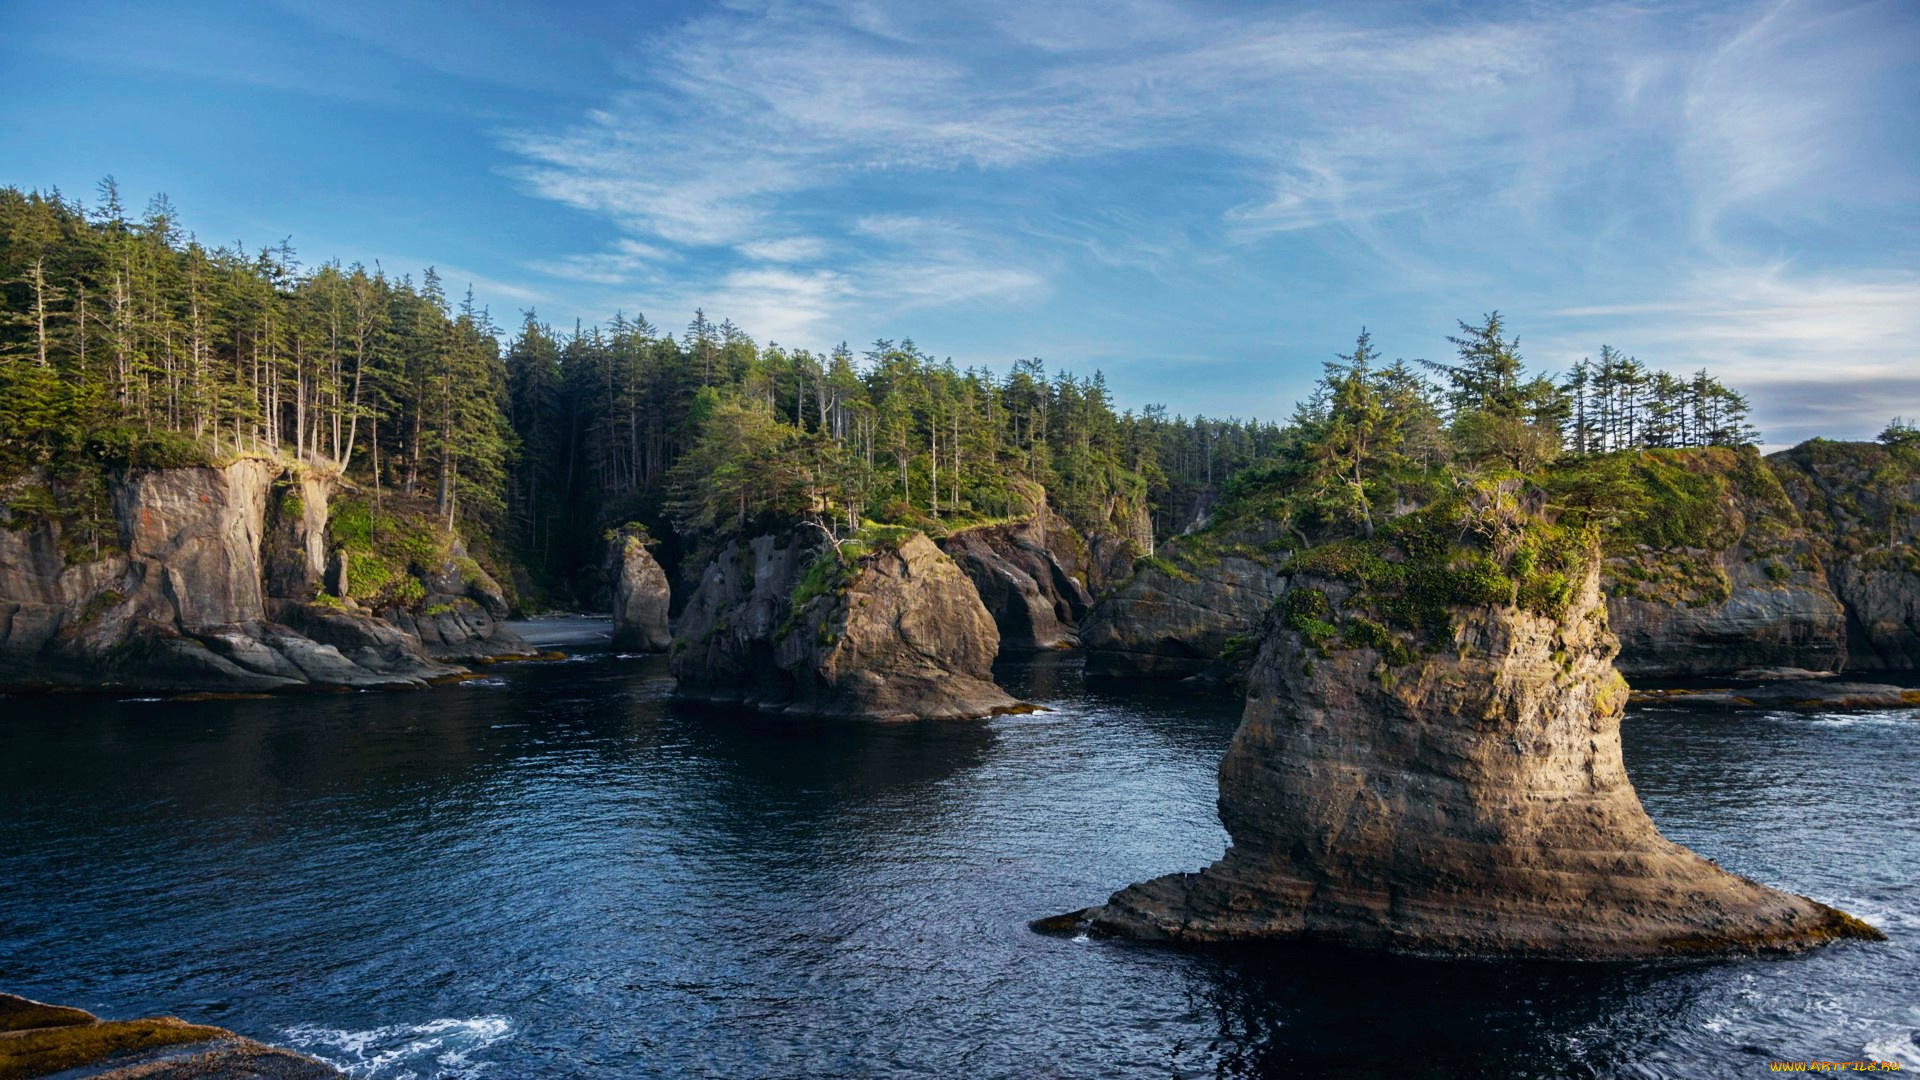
[{"x1": 281, "y1": 1015, "x2": 511, "y2": 1078}]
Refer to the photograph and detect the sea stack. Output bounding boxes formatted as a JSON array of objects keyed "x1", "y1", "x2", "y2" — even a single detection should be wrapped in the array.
[
  {"x1": 606, "y1": 523, "x2": 672, "y2": 651},
  {"x1": 671, "y1": 527, "x2": 1022, "y2": 720},
  {"x1": 1052, "y1": 490, "x2": 1882, "y2": 958}
]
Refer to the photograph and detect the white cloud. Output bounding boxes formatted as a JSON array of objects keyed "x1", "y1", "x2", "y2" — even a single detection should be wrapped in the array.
[
  {"x1": 737, "y1": 236, "x2": 828, "y2": 263},
  {"x1": 528, "y1": 238, "x2": 671, "y2": 285},
  {"x1": 1547, "y1": 264, "x2": 1920, "y2": 443}
]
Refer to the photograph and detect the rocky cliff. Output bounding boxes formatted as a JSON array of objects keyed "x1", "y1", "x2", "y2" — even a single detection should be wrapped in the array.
[
  {"x1": 670, "y1": 528, "x2": 1021, "y2": 719},
  {"x1": 1769, "y1": 439, "x2": 1920, "y2": 671},
  {"x1": 1080, "y1": 448, "x2": 1858, "y2": 682},
  {"x1": 605, "y1": 523, "x2": 672, "y2": 651},
  {"x1": 1079, "y1": 522, "x2": 1289, "y2": 679},
  {"x1": 939, "y1": 509, "x2": 1093, "y2": 652},
  {"x1": 1598, "y1": 447, "x2": 1846, "y2": 678},
  {"x1": 1051, "y1": 493, "x2": 1880, "y2": 958},
  {"x1": 0, "y1": 459, "x2": 527, "y2": 692}
]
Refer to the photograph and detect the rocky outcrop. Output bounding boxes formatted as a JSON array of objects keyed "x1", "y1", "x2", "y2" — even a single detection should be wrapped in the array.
[
  {"x1": 1769, "y1": 439, "x2": 1920, "y2": 671},
  {"x1": 0, "y1": 460, "x2": 498, "y2": 692},
  {"x1": 1049, "y1": 498, "x2": 1880, "y2": 958},
  {"x1": 1602, "y1": 447, "x2": 1846, "y2": 678},
  {"x1": 1079, "y1": 523, "x2": 1289, "y2": 679},
  {"x1": 0, "y1": 991, "x2": 343, "y2": 1078},
  {"x1": 1082, "y1": 449, "x2": 1860, "y2": 683},
  {"x1": 379, "y1": 532, "x2": 533, "y2": 663},
  {"x1": 939, "y1": 514, "x2": 1093, "y2": 652},
  {"x1": 605, "y1": 523, "x2": 671, "y2": 651},
  {"x1": 671, "y1": 528, "x2": 1022, "y2": 719}
]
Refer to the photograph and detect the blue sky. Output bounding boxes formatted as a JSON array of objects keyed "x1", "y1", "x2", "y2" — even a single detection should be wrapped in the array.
[{"x1": 3, "y1": 0, "x2": 1916, "y2": 446}]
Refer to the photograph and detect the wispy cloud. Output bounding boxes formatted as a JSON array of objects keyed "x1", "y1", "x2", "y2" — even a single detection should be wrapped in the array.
[
  {"x1": 491, "y1": 0, "x2": 1916, "y2": 420},
  {"x1": 1548, "y1": 264, "x2": 1920, "y2": 443}
]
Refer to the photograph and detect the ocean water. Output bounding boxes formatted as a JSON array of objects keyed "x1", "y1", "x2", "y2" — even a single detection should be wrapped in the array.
[{"x1": 1, "y1": 620, "x2": 1913, "y2": 1078}]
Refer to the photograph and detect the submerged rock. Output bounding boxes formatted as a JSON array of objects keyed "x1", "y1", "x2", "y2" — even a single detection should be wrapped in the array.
[
  {"x1": 671, "y1": 528, "x2": 1022, "y2": 719},
  {"x1": 1633, "y1": 680, "x2": 1920, "y2": 711},
  {"x1": 1051, "y1": 496, "x2": 1881, "y2": 959},
  {"x1": 0, "y1": 991, "x2": 342, "y2": 1078},
  {"x1": 605, "y1": 523, "x2": 671, "y2": 651}
]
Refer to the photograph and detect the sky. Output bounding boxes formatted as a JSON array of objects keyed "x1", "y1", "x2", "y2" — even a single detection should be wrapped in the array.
[{"x1": 2, "y1": 0, "x2": 1916, "y2": 446}]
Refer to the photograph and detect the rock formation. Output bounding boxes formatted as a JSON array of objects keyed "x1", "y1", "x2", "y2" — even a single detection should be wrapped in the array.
[
  {"x1": 939, "y1": 512, "x2": 1093, "y2": 652},
  {"x1": 1079, "y1": 522, "x2": 1289, "y2": 679},
  {"x1": 1603, "y1": 447, "x2": 1846, "y2": 678},
  {"x1": 1049, "y1": 496, "x2": 1881, "y2": 958},
  {"x1": 671, "y1": 527, "x2": 1022, "y2": 719},
  {"x1": 1081, "y1": 448, "x2": 1862, "y2": 683},
  {"x1": 378, "y1": 532, "x2": 533, "y2": 663},
  {"x1": 1770, "y1": 439, "x2": 1920, "y2": 671},
  {"x1": 0, "y1": 459, "x2": 525, "y2": 693},
  {"x1": 605, "y1": 523, "x2": 672, "y2": 651},
  {"x1": 0, "y1": 991, "x2": 342, "y2": 1078}
]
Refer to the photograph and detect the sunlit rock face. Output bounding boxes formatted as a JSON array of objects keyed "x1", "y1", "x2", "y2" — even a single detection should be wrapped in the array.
[
  {"x1": 1066, "y1": 536, "x2": 1879, "y2": 958},
  {"x1": 939, "y1": 513, "x2": 1093, "y2": 653},
  {"x1": 0, "y1": 460, "x2": 486, "y2": 691},
  {"x1": 671, "y1": 528, "x2": 1020, "y2": 720},
  {"x1": 606, "y1": 524, "x2": 671, "y2": 651}
]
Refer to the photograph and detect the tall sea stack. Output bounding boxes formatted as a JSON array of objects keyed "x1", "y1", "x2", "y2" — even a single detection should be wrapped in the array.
[{"x1": 1053, "y1": 489, "x2": 1881, "y2": 958}]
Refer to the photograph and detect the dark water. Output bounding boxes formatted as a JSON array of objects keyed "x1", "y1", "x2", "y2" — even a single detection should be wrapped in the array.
[{"x1": 2, "y1": 619, "x2": 1914, "y2": 1078}]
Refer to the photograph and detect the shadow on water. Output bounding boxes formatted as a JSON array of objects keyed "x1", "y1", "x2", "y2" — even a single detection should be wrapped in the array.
[{"x1": 1171, "y1": 943, "x2": 1728, "y2": 1080}]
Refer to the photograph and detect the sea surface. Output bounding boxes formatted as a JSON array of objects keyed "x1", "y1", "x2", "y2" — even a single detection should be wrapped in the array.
[{"x1": 2, "y1": 616, "x2": 1914, "y2": 1078}]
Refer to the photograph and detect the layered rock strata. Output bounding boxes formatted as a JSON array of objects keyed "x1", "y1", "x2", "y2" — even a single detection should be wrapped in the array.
[
  {"x1": 1769, "y1": 440, "x2": 1920, "y2": 671},
  {"x1": 671, "y1": 528, "x2": 1021, "y2": 719},
  {"x1": 1054, "y1": 532, "x2": 1880, "y2": 958},
  {"x1": 605, "y1": 523, "x2": 672, "y2": 651},
  {"x1": 939, "y1": 514, "x2": 1093, "y2": 652}
]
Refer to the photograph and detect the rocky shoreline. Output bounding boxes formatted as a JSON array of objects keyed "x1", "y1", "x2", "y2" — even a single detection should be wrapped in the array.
[{"x1": 0, "y1": 992, "x2": 341, "y2": 1079}]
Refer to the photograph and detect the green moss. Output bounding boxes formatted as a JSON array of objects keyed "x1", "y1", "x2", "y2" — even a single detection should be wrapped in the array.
[
  {"x1": 1279, "y1": 484, "x2": 1597, "y2": 662},
  {"x1": 0, "y1": 1017, "x2": 233, "y2": 1080},
  {"x1": 423, "y1": 602, "x2": 455, "y2": 617},
  {"x1": 70, "y1": 589, "x2": 123, "y2": 630}
]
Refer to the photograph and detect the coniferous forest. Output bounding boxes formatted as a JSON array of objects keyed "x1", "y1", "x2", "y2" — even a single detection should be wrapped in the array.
[{"x1": 0, "y1": 183, "x2": 1764, "y2": 605}]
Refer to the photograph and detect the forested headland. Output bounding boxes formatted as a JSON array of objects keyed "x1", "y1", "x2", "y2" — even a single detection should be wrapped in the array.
[{"x1": 1, "y1": 182, "x2": 1773, "y2": 609}]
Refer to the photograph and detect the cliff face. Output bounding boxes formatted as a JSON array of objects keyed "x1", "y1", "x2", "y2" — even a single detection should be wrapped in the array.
[
  {"x1": 1079, "y1": 522, "x2": 1289, "y2": 679},
  {"x1": 1601, "y1": 448, "x2": 1846, "y2": 677},
  {"x1": 939, "y1": 510, "x2": 1094, "y2": 652},
  {"x1": 0, "y1": 460, "x2": 523, "y2": 692},
  {"x1": 1769, "y1": 440, "x2": 1920, "y2": 671},
  {"x1": 670, "y1": 528, "x2": 1020, "y2": 719},
  {"x1": 606, "y1": 523, "x2": 672, "y2": 651},
  {"x1": 1066, "y1": 502, "x2": 1878, "y2": 958},
  {"x1": 1081, "y1": 448, "x2": 1858, "y2": 682}
]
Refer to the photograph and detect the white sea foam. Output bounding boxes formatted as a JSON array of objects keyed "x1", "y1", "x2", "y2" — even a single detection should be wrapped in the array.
[
  {"x1": 281, "y1": 1015, "x2": 511, "y2": 1078},
  {"x1": 1864, "y1": 1028, "x2": 1917, "y2": 1068},
  {"x1": 458, "y1": 678, "x2": 508, "y2": 689}
]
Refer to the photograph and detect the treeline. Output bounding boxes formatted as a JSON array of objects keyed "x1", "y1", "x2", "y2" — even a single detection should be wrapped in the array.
[
  {"x1": 501, "y1": 314, "x2": 1283, "y2": 584},
  {"x1": 0, "y1": 183, "x2": 511, "y2": 531},
  {"x1": 1225, "y1": 314, "x2": 1760, "y2": 545},
  {"x1": 2, "y1": 183, "x2": 1765, "y2": 601}
]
